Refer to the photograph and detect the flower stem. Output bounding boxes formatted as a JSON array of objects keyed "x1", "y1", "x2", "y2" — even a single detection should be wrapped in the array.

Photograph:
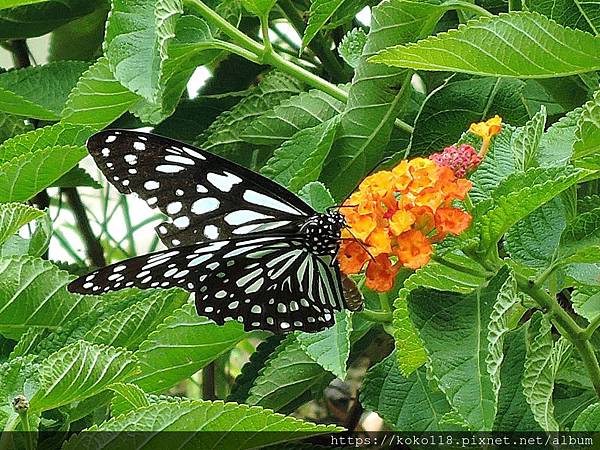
[
  {"x1": 360, "y1": 308, "x2": 393, "y2": 323},
  {"x1": 584, "y1": 314, "x2": 600, "y2": 340},
  {"x1": 514, "y1": 272, "x2": 600, "y2": 399},
  {"x1": 443, "y1": 0, "x2": 494, "y2": 17},
  {"x1": 378, "y1": 292, "x2": 391, "y2": 312}
]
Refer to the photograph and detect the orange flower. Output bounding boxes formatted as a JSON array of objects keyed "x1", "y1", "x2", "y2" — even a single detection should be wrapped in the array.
[
  {"x1": 469, "y1": 115, "x2": 503, "y2": 157},
  {"x1": 348, "y1": 214, "x2": 377, "y2": 241},
  {"x1": 365, "y1": 255, "x2": 399, "y2": 292},
  {"x1": 367, "y1": 227, "x2": 392, "y2": 255},
  {"x1": 395, "y1": 230, "x2": 432, "y2": 269},
  {"x1": 408, "y1": 158, "x2": 438, "y2": 193},
  {"x1": 409, "y1": 206, "x2": 435, "y2": 235},
  {"x1": 360, "y1": 170, "x2": 395, "y2": 198},
  {"x1": 338, "y1": 241, "x2": 369, "y2": 274},
  {"x1": 435, "y1": 207, "x2": 472, "y2": 235},
  {"x1": 391, "y1": 160, "x2": 412, "y2": 191},
  {"x1": 389, "y1": 209, "x2": 415, "y2": 236}
]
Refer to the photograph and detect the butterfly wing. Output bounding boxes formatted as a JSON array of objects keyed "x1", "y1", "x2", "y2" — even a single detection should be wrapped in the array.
[
  {"x1": 87, "y1": 130, "x2": 315, "y2": 246},
  {"x1": 68, "y1": 235, "x2": 344, "y2": 333}
]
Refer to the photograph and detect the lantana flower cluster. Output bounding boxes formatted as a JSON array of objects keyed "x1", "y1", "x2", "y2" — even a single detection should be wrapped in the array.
[{"x1": 337, "y1": 115, "x2": 502, "y2": 292}]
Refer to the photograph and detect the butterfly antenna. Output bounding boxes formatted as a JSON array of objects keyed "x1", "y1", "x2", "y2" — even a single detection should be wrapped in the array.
[{"x1": 342, "y1": 226, "x2": 376, "y2": 262}]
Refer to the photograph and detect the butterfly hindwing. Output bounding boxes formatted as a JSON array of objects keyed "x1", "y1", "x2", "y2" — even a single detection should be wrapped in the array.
[
  {"x1": 68, "y1": 235, "x2": 344, "y2": 333},
  {"x1": 87, "y1": 130, "x2": 315, "y2": 246}
]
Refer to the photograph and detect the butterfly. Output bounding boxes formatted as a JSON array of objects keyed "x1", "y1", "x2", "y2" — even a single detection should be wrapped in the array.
[{"x1": 68, "y1": 129, "x2": 362, "y2": 333}]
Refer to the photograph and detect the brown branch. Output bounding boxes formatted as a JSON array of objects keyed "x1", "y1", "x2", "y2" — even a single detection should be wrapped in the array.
[
  {"x1": 63, "y1": 187, "x2": 106, "y2": 267},
  {"x1": 202, "y1": 362, "x2": 216, "y2": 400}
]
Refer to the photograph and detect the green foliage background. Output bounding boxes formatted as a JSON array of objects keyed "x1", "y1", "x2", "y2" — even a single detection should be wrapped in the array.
[{"x1": 0, "y1": 0, "x2": 600, "y2": 446}]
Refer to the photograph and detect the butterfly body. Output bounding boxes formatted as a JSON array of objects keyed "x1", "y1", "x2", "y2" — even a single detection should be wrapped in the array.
[{"x1": 68, "y1": 130, "x2": 361, "y2": 333}]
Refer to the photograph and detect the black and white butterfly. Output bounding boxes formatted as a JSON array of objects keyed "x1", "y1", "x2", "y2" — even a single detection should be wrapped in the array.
[{"x1": 68, "y1": 129, "x2": 362, "y2": 333}]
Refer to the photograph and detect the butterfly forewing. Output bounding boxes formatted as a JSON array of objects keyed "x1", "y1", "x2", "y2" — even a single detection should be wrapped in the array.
[
  {"x1": 68, "y1": 235, "x2": 344, "y2": 333},
  {"x1": 87, "y1": 130, "x2": 315, "y2": 246}
]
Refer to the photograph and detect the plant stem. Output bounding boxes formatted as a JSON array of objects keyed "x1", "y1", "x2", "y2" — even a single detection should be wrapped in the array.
[
  {"x1": 260, "y1": 14, "x2": 273, "y2": 56},
  {"x1": 515, "y1": 272, "x2": 600, "y2": 399},
  {"x1": 360, "y1": 308, "x2": 392, "y2": 323},
  {"x1": 63, "y1": 187, "x2": 106, "y2": 267},
  {"x1": 185, "y1": 0, "x2": 414, "y2": 133},
  {"x1": 443, "y1": 0, "x2": 494, "y2": 17},
  {"x1": 378, "y1": 292, "x2": 391, "y2": 312},
  {"x1": 585, "y1": 314, "x2": 600, "y2": 340}
]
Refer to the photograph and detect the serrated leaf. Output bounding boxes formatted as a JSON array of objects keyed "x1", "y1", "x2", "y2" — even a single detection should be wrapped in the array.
[
  {"x1": 493, "y1": 325, "x2": 542, "y2": 431},
  {"x1": 537, "y1": 107, "x2": 580, "y2": 167},
  {"x1": 573, "y1": 89, "x2": 600, "y2": 169},
  {"x1": 523, "y1": 0, "x2": 599, "y2": 33},
  {"x1": 240, "y1": 0, "x2": 276, "y2": 17},
  {"x1": 227, "y1": 335, "x2": 284, "y2": 403},
  {"x1": 30, "y1": 341, "x2": 138, "y2": 412},
  {"x1": 392, "y1": 292, "x2": 427, "y2": 377},
  {"x1": 409, "y1": 268, "x2": 511, "y2": 430},
  {"x1": 52, "y1": 166, "x2": 101, "y2": 189},
  {"x1": 411, "y1": 78, "x2": 528, "y2": 156},
  {"x1": 505, "y1": 197, "x2": 567, "y2": 269},
  {"x1": 360, "y1": 352, "x2": 452, "y2": 431},
  {"x1": 572, "y1": 286, "x2": 600, "y2": 323},
  {"x1": 371, "y1": 12, "x2": 600, "y2": 78},
  {"x1": 104, "y1": 0, "x2": 182, "y2": 103},
  {"x1": 0, "y1": 61, "x2": 89, "y2": 120},
  {"x1": 338, "y1": 28, "x2": 367, "y2": 69},
  {"x1": 573, "y1": 403, "x2": 600, "y2": 431},
  {"x1": 0, "y1": 211, "x2": 51, "y2": 258},
  {"x1": 240, "y1": 89, "x2": 344, "y2": 146},
  {"x1": 0, "y1": 203, "x2": 43, "y2": 246},
  {"x1": 199, "y1": 71, "x2": 302, "y2": 166},
  {"x1": 558, "y1": 207, "x2": 600, "y2": 265},
  {"x1": 64, "y1": 400, "x2": 341, "y2": 449},
  {"x1": 297, "y1": 181, "x2": 335, "y2": 213},
  {"x1": 302, "y1": 0, "x2": 345, "y2": 50},
  {"x1": 62, "y1": 57, "x2": 140, "y2": 128},
  {"x1": 476, "y1": 166, "x2": 593, "y2": 254},
  {"x1": 0, "y1": 0, "x2": 97, "y2": 39},
  {"x1": 0, "y1": 145, "x2": 87, "y2": 203},
  {"x1": 0, "y1": 256, "x2": 96, "y2": 339},
  {"x1": 297, "y1": 310, "x2": 352, "y2": 379},
  {"x1": 0, "y1": 112, "x2": 32, "y2": 145},
  {"x1": 133, "y1": 303, "x2": 246, "y2": 393},
  {"x1": 109, "y1": 382, "x2": 150, "y2": 417},
  {"x1": 513, "y1": 106, "x2": 547, "y2": 171},
  {"x1": 0, "y1": 122, "x2": 92, "y2": 163},
  {"x1": 260, "y1": 116, "x2": 339, "y2": 193},
  {"x1": 321, "y1": 0, "x2": 446, "y2": 200},
  {"x1": 486, "y1": 272, "x2": 519, "y2": 414},
  {"x1": 0, "y1": 355, "x2": 38, "y2": 428},
  {"x1": 523, "y1": 313, "x2": 571, "y2": 431}
]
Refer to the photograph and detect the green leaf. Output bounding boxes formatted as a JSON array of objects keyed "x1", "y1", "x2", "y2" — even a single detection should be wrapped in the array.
[
  {"x1": 240, "y1": 0, "x2": 276, "y2": 17},
  {"x1": 30, "y1": 341, "x2": 138, "y2": 412},
  {"x1": 109, "y1": 382, "x2": 150, "y2": 417},
  {"x1": 1, "y1": 211, "x2": 51, "y2": 258},
  {"x1": 486, "y1": 271, "x2": 520, "y2": 414},
  {"x1": 339, "y1": 28, "x2": 367, "y2": 69},
  {"x1": 227, "y1": 335, "x2": 284, "y2": 403},
  {"x1": 411, "y1": 78, "x2": 528, "y2": 156},
  {"x1": 493, "y1": 325, "x2": 542, "y2": 430},
  {"x1": 524, "y1": 0, "x2": 599, "y2": 34},
  {"x1": 246, "y1": 335, "x2": 335, "y2": 413},
  {"x1": 371, "y1": 12, "x2": 600, "y2": 78},
  {"x1": 573, "y1": 90, "x2": 600, "y2": 169},
  {"x1": 360, "y1": 352, "x2": 452, "y2": 431},
  {"x1": 558, "y1": 207, "x2": 600, "y2": 265},
  {"x1": 0, "y1": 355, "x2": 38, "y2": 428},
  {"x1": 572, "y1": 286, "x2": 600, "y2": 323},
  {"x1": 392, "y1": 292, "x2": 427, "y2": 377},
  {"x1": 0, "y1": 203, "x2": 43, "y2": 246},
  {"x1": 0, "y1": 112, "x2": 32, "y2": 145},
  {"x1": 0, "y1": 0, "x2": 51, "y2": 9},
  {"x1": 505, "y1": 197, "x2": 567, "y2": 269},
  {"x1": 523, "y1": 313, "x2": 571, "y2": 431},
  {"x1": 260, "y1": 116, "x2": 340, "y2": 193},
  {"x1": 476, "y1": 166, "x2": 593, "y2": 254},
  {"x1": 321, "y1": 0, "x2": 445, "y2": 200},
  {"x1": 0, "y1": 0, "x2": 97, "y2": 39},
  {"x1": 132, "y1": 303, "x2": 246, "y2": 393},
  {"x1": 537, "y1": 107, "x2": 580, "y2": 168},
  {"x1": 198, "y1": 71, "x2": 303, "y2": 166},
  {"x1": 297, "y1": 310, "x2": 352, "y2": 379},
  {"x1": 0, "y1": 122, "x2": 92, "y2": 163},
  {"x1": 409, "y1": 268, "x2": 511, "y2": 430},
  {"x1": 52, "y1": 166, "x2": 101, "y2": 189},
  {"x1": 82, "y1": 289, "x2": 188, "y2": 351},
  {"x1": 573, "y1": 403, "x2": 600, "y2": 431},
  {"x1": 297, "y1": 181, "x2": 335, "y2": 213},
  {"x1": 0, "y1": 256, "x2": 97, "y2": 339},
  {"x1": 64, "y1": 400, "x2": 340, "y2": 449},
  {"x1": 62, "y1": 57, "x2": 140, "y2": 128},
  {"x1": 0, "y1": 145, "x2": 87, "y2": 203},
  {"x1": 240, "y1": 89, "x2": 344, "y2": 146},
  {"x1": 0, "y1": 61, "x2": 89, "y2": 120},
  {"x1": 512, "y1": 106, "x2": 547, "y2": 171},
  {"x1": 104, "y1": 0, "x2": 182, "y2": 103},
  {"x1": 302, "y1": 0, "x2": 345, "y2": 50}
]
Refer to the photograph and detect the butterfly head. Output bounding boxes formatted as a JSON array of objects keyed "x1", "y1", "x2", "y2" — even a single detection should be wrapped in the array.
[{"x1": 301, "y1": 209, "x2": 345, "y2": 257}]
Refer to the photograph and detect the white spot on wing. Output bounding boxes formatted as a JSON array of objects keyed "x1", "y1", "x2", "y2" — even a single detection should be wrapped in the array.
[
  {"x1": 206, "y1": 171, "x2": 242, "y2": 192},
  {"x1": 144, "y1": 180, "x2": 159, "y2": 190},
  {"x1": 203, "y1": 225, "x2": 219, "y2": 239},
  {"x1": 173, "y1": 216, "x2": 190, "y2": 229},
  {"x1": 133, "y1": 141, "x2": 146, "y2": 151},
  {"x1": 105, "y1": 135, "x2": 116, "y2": 143},
  {"x1": 191, "y1": 198, "x2": 220, "y2": 215},
  {"x1": 182, "y1": 146, "x2": 206, "y2": 160},
  {"x1": 165, "y1": 155, "x2": 195, "y2": 165},
  {"x1": 102, "y1": 148, "x2": 110, "y2": 157},
  {"x1": 166, "y1": 202, "x2": 182, "y2": 214},
  {"x1": 156, "y1": 165, "x2": 184, "y2": 173},
  {"x1": 124, "y1": 154, "x2": 137, "y2": 164},
  {"x1": 224, "y1": 210, "x2": 273, "y2": 226},
  {"x1": 243, "y1": 190, "x2": 302, "y2": 215}
]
